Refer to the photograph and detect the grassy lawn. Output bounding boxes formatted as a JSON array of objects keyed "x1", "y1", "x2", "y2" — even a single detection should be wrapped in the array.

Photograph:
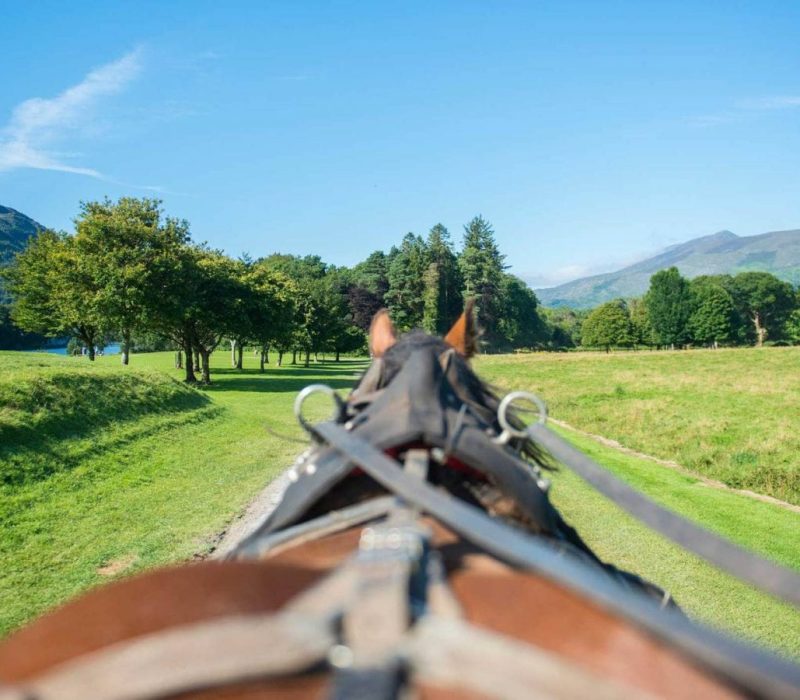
[
  {"x1": 0, "y1": 350, "x2": 367, "y2": 636},
  {"x1": 476, "y1": 347, "x2": 800, "y2": 506},
  {"x1": 1, "y1": 347, "x2": 798, "y2": 657}
]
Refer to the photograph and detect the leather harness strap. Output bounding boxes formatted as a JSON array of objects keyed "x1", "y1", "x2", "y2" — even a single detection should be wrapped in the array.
[
  {"x1": 312, "y1": 421, "x2": 800, "y2": 700},
  {"x1": 0, "y1": 613, "x2": 333, "y2": 700},
  {"x1": 527, "y1": 424, "x2": 800, "y2": 607}
]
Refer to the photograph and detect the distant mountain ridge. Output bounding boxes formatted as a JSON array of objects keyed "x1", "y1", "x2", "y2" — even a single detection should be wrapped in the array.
[
  {"x1": 535, "y1": 228, "x2": 800, "y2": 308},
  {"x1": 0, "y1": 205, "x2": 44, "y2": 265}
]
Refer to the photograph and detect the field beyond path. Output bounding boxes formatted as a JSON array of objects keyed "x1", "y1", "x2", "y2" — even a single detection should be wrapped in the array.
[
  {"x1": 477, "y1": 347, "x2": 800, "y2": 506},
  {"x1": 0, "y1": 348, "x2": 798, "y2": 656}
]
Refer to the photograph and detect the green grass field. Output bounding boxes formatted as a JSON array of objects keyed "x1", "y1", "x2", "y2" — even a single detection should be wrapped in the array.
[
  {"x1": 1, "y1": 348, "x2": 798, "y2": 657},
  {"x1": 476, "y1": 347, "x2": 800, "y2": 506}
]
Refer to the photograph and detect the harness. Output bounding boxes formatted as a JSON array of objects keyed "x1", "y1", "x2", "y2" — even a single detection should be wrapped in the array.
[{"x1": 4, "y1": 348, "x2": 799, "y2": 700}]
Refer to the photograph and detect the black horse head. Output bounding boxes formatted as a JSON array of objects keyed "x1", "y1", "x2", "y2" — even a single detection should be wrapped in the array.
[{"x1": 349, "y1": 303, "x2": 547, "y2": 467}]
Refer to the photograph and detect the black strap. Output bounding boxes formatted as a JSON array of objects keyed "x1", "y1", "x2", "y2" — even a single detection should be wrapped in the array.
[
  {"x1": 528, "y1": 423, "x2": 800, "y2": 607},
  {"x1": 313, "y1": 421, "x2": 800, "y2": 700}
]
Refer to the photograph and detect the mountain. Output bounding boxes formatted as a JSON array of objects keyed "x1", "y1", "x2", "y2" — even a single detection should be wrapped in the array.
[
  {"x1": 535, "y1": 229, "x2": 800, "y2": 308},
  {"x1": 0, "y1": 205, "x2": 45, "y2": 265}
]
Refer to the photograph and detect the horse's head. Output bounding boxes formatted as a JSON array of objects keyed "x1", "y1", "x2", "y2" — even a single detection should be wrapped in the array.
[{"x1": 348, "y1": 302, "x2": 545, "y2": 467}]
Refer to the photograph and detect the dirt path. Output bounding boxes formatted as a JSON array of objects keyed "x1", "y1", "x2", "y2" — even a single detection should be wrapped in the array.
[
  {"x1": 202, "y1": 418, "x2": 798, "y2": 558},
  {"x1": 549, "y1": 418, "x2": 800, "y2": 514},
  {"x1": 207, "y1": 469, "x2": 293, "y2": 559}
]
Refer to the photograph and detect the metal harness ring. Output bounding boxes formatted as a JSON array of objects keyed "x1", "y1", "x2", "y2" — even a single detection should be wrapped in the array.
[
  {"x1": 294, "y1": 384, "x2": 345, "y2": 436},
  {"x1": 496, "y1": 390, "x2": 548, "y2": 444}
]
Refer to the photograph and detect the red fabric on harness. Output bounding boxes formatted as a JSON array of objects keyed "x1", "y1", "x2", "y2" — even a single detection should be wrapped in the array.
[{"x1": 347, "y1": 442, "x2": 487, "y2": 481}]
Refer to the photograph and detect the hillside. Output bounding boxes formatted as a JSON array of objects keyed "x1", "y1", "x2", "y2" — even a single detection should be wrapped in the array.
[
  {"x1": 536, "y1": 228, "x2": 800, "y2": 308},
  {"x1": 0, "y1": 206, "x2": 44, "y2": 265}
]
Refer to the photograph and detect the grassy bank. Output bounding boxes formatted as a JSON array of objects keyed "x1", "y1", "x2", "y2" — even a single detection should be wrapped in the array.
[
  {"x1": 1, "y1": 348, "x2": 797, "y2": 656},
  {"x1": 476, "y1": 347, "x2": 800, "y2": 505},
  {"x1": 0, "y1": 350, "x2": 366, "y2": 636}
]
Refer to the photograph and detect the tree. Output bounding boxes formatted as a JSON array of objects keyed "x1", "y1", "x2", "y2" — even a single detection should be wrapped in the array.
[
  {"x1": 458, "y1": 216, "x2": 506, "y2": 348},
  {"x1": 422, "y1": 224, "x2": 462, "y2": 334},
  {"x1": 644, "y1": 267, "x2": 691, "y2": 348},
  {"x1": 4, "y1": 230, "x2": 106, "y2": 360},
  {"x1": 246, "y1": 263, "x2": 296, "y2": 370},
  {"x1": 729, "y1": 272, "x2": 795, "y2": 346},
  {"x1": 541, "y1": 307, "x2": 586, "y2": 349},
  {"x1": 628, "y1": 297, "x2": 654, "y2": 347},
  {"x1": 785, "y1": 306, "x2": 800, "y2": 345},
  {"x1": 385, "y1": 233, "x2": 429, "y2": 331},
  {"x1": 145, "y1": 240, "x2": 200, "y2": 382},
  {"x1": 352, "y1": 250, "x2": 390, "y2": 300},
  {"x1": 498, "y1": 274, "x2": 547, "y2": 348},
  {"x1": 225, "y1": 259, "x2": 257, "y2": 370},
  {"x1": 73, "y1": 197, "x2": 189, "y2": 365},
  {"x1": 347, "y1": 284, "x2": 384, "y2": 332},
  {"x1": 581, "y1": 300, "x2": 634, "y2": 352},
  {"x1": 0, "y1": 304, "x2": 46, "y2": 350},
  {"x1": 260, "y1": 254, "x2": 344, "y2": 366},
  {"x1": 688, "y1": 279, "x2": 734, "y2": 348},
  {"x1": 189, "y1": 250, "x2": 249, "y2": 383}
]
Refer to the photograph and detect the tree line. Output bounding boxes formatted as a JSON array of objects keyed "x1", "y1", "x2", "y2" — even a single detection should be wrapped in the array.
[
  {"x1": 550, "y1": 267, "x2": 800, "y2": 351},
  {"x1": 2, "y1": 197, "x2": 549, "y2": 381}
]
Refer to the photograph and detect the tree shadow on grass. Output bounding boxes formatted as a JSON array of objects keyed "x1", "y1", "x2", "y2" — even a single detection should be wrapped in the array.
[
  {"x1": 202, "y1": 361, "x2": 369, "y2": 394},
  {"x1": 202, "y1": 374, "x2": 361, "y2": 395}
]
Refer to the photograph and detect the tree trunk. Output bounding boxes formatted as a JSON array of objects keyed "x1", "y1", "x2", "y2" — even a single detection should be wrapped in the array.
[
  {"x1": 200, "y1": 348, "x2": 211, "y2": 383},
  {"x1": 260, "y1": 348, "x2": 266, "y2": 373},
  {"x1": 230, "y1": 339, "x2": 237, "y2": 367},
  {"x1": 753, "y1": 313, "x2": 766, "y2": 347},
  {"x1": 121, "y1": 330, "x2": 131, "y2": 365},
  {"x1": 175, "y1": 350, "x2": 183, "y2": 369},
  {"x1": 335, "y1": 350, "x2": 340, "y2": 362},
  {"x1": 88, "y1": 344, "x2": 96, "y2": 361},
  {"x1": 265, "y1": 346, "x2": 269, "y2": 364},
  {"x1": 278, "y1": 350, "x2": 283, "y2": 366},
  {"x1": 183, "y1": 341, "x2": 197, "y2": 382},
  {"x1": 236, "y1": 343, "x2": 243, "y2": 370},
  {"x1": 304, "y1": 349, "x2": 310, "y2": 367},
  {"x1": 194, "y1": 350, "x2": 201, "y2": 371},
  {"x1": 292, "y1": 350, "x2": 297, "y2": 364}
]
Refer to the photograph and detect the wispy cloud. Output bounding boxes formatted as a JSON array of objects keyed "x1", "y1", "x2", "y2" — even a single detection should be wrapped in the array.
[
  {"x1": 737, "y1": 95, "x2": 800, "y2": 110},
  {"x1": 0, "y1": 49, "x2": 143, "y2": 177},
  {"x1": 687, "y1": 94, "x2": 800, "y2": 128}
]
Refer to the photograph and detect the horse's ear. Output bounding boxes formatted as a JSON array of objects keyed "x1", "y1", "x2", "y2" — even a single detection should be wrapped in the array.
[
  {"x1": 369, "y1": 309, "x2": 397, "y2": 357},
  {"x1": 444, "y1": 299, "x2": 478, "y2": 358}
]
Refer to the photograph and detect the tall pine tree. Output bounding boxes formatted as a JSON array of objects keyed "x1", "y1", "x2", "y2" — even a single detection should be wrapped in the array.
[
  {"x1": 458, "y1": 216, "x2": 506, "y2": 348},
  {"x1": 422, "y1": 224, "x2": 462, "y2": 334},
  {"x1": 386, "y1": 233, "x2": 429, "y2": 331}
]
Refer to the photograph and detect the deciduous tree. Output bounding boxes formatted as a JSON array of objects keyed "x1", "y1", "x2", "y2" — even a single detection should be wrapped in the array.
[
  {"x1": 581, "y1": 300, "x2": 634, "y2": 352},
  {"x1": 644, "y1": 267, "x2": 691, "y2": 348},
  {"x1": 729, "y1": 271, "x2": 795, "y2": 346},
  {"x1": 498, "y1": 274, "x2": 547, "y2": 349},
  {"x1": 688, "y1": 280, "x2": 734, "y2": 347},
  {"x1": 4, "y1": 230, "x2": 106, "y2": 359}
]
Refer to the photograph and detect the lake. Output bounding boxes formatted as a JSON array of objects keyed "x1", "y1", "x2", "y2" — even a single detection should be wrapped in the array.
[{"x1": 43, "y1": 343, "x2": 121, "y2": 356}]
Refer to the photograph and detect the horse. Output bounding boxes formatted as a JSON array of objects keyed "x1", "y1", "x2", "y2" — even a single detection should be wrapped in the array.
[{"x1": 1, "y1": 306, "x2": 798, "y2": 700}]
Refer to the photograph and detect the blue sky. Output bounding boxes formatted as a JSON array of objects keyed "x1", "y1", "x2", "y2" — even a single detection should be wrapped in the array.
[{"x1": 2, "y1": 1, "x2": 799, "y2": 287}]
